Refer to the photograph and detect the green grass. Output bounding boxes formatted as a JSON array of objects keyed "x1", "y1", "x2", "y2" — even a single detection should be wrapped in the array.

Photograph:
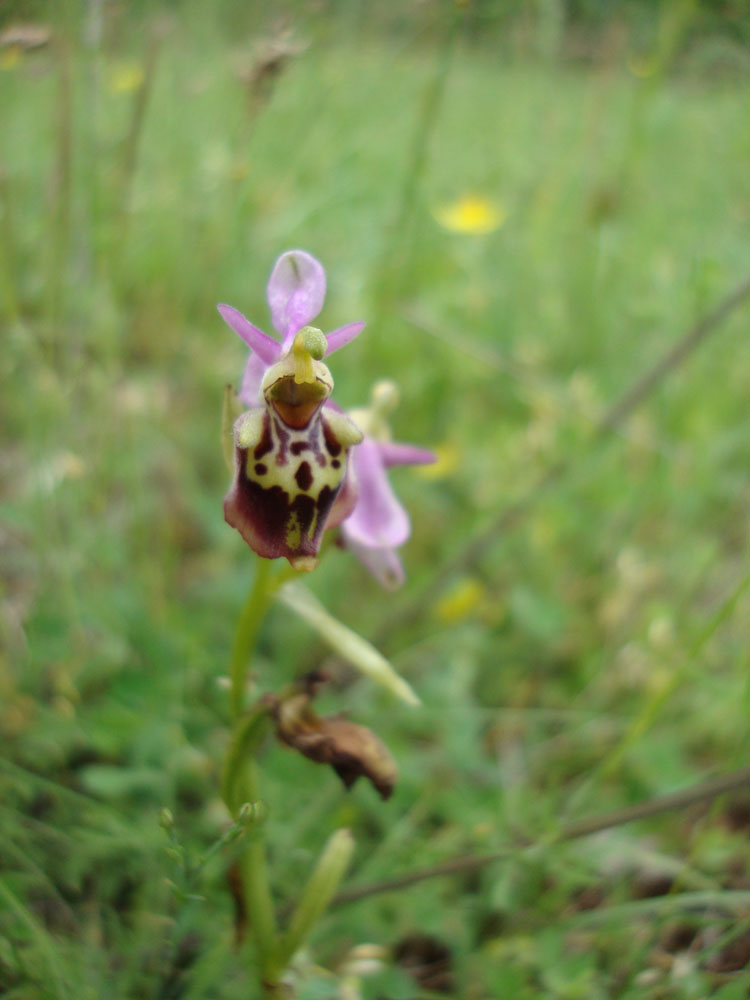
[{"x1": 2, "y1": 3, "x2": 750, "y2": 997}]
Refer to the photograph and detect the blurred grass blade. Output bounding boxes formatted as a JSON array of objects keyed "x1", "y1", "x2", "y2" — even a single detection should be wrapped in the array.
[
  {"x1": 47, "y1": 37, "x2": 73, "y2": 328},
  {"x1": 0, "y1": 168, "x2": 19, "y2": 323},
  {"x1": 568, "y1": 890, "x2": 750, "y2": 928},
  {"x1": 0, "y1": 878, "x2": 69, "y2": 999},
  {"x1": 120, "y1": 25, "x2": 163, "y2": 216},
  {"x1": 277, "y1": 582, "x2": 420, "y2": 706}
]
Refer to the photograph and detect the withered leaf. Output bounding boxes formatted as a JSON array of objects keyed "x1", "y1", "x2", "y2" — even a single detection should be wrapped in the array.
[{"x1": 272, "y1": 692, "x2": 397, "y2": 800}]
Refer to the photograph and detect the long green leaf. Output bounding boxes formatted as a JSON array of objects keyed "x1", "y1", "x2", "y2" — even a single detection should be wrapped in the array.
[{"x1": 277, "y1": 582, "x2": 420, "y2": 706}]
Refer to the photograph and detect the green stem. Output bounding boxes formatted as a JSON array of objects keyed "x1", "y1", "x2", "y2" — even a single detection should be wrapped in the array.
[
  {"x1": 242, "y1": 759, "x2": 281, "y2": 991},
  {"x1": 230, "y1": 557, "x2": 275, "y2": 720},
  {"x1": 225, "y1": 558, "x2": 281, "y2": 991},
  {"x1": 224, "y1": 559, "x2": 333, "y2": 993},
  {"x1": 221, "y1": 703, "x2": 272, "y2": 816}
]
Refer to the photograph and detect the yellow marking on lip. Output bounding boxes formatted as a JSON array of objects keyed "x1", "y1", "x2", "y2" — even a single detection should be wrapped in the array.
[
  {"x1": 286, "y1": 512, "x2": 302, "y2": 550},
  {"x1": 235, "y1": 409, "x2": 265, "y2": 449}
]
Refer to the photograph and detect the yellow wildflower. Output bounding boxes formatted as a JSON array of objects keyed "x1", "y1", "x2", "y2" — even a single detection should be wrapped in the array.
[
  {"x1": 0, "y1": 47, "x2": 21, "y2": 70},
  {"x1": 415, "y1": 441, "x2": 459, "y2": 481},
  {"x1": 433, "y1": 578, "x2": 485, "y2": 624},
  {"x1": 433, "y1": 194, "x2": 506, "y2": 235},
  {"x1": 108, "y1": 62, "x2": 144, "y2": 94}
]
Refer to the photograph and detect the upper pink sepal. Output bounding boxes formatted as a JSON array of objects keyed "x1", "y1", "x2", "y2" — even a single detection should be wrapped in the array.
[
  {"x1": 267, "y1": 250, "x2": 326, "y2": 346},
  {"x1": 217, "y1": 304, "x2": 281, "y2": 365},
  {"x1": 326, "y1": 321, "x2": 366, "y2": 355}
]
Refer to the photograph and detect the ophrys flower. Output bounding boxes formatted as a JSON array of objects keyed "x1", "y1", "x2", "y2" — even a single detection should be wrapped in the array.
[
  {"x1": 224, "y1": 325, "x2": 362, "y2": 571},
  {"x1": 219, "y1": 251, "x2": 433, "y2": 582}
]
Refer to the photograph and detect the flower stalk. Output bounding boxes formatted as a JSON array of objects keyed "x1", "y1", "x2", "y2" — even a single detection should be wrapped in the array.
[
  {"x1": 241, "y1": 758, "x2": 282, "y2": 993},
  {"x1": 229, "y1": 556, "x2": 275, "y2": 720},
  {"x1": 222, "y1": 561, "x2": 281, "y2": 992}
]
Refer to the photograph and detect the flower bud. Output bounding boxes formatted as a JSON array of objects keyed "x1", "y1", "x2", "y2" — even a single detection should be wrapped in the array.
[
  {"x1": 278, "y1": 828, "x2": 355, "y2": 967},
  {"x1": 158, "y1": 807, "x2": 174, "y2": 830},
  {"x1": 237, "y1": 800, "x2": 267, "y2": 826}
]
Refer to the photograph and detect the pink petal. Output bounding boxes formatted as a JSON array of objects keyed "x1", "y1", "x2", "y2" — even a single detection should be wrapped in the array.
[
  {"x1": 267, "y1": 250, "x2": 326, "y2": 345},
  {"x1": 343, "y1": 535, "x2": 405, "y2": 590},
  {"x1": 239, "y1": 352, "x2": 267, "y2": 407},
  {"x1": 326, "y1": 462, "x2": 358, "y2": 529},
  {"x1": 217, "y1": 304, "x2": 281, "y2": 366},
  {"x1": 379, "y1": 442, "x2": 436, "y2": 468},
  {"x1": 343, "y1": 439, "x2": 410, "y2": 549},
  {"x1": 325, "y1": 321, "x2": 366, "y2": 355}
]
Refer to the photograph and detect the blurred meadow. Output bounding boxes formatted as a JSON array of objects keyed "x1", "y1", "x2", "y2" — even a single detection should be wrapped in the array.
[{"x1": 3, "y1": 0, "x2": 750, "y2": 996}]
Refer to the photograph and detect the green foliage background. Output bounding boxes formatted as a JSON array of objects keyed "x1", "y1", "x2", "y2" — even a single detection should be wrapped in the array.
[{"x1": 2, "y1": 0, "x2": 750, "y2": 997}]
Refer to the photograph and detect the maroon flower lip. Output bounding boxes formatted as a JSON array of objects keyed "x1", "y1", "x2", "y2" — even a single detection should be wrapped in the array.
[
  {"x1": 223, "y1": 403, "x2": 361, "y2": 568},
  {"x1": 222, "y1": 330, "x2": 362, "y2": 569}
]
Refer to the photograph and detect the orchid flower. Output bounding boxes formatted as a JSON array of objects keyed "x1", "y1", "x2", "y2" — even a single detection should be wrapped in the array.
[
  {"x1": 223, "y1": 325, "x2": 363, "y2": 571},
  {"x1": 219, "y1": 250, "x2": 433, "y2": 583},
  {"x1": 343, "y1": 382, "x2": 434, "y2": 589},
  {"x1": 220, "y1": 251, "x2": 366, "y2": 571}
]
